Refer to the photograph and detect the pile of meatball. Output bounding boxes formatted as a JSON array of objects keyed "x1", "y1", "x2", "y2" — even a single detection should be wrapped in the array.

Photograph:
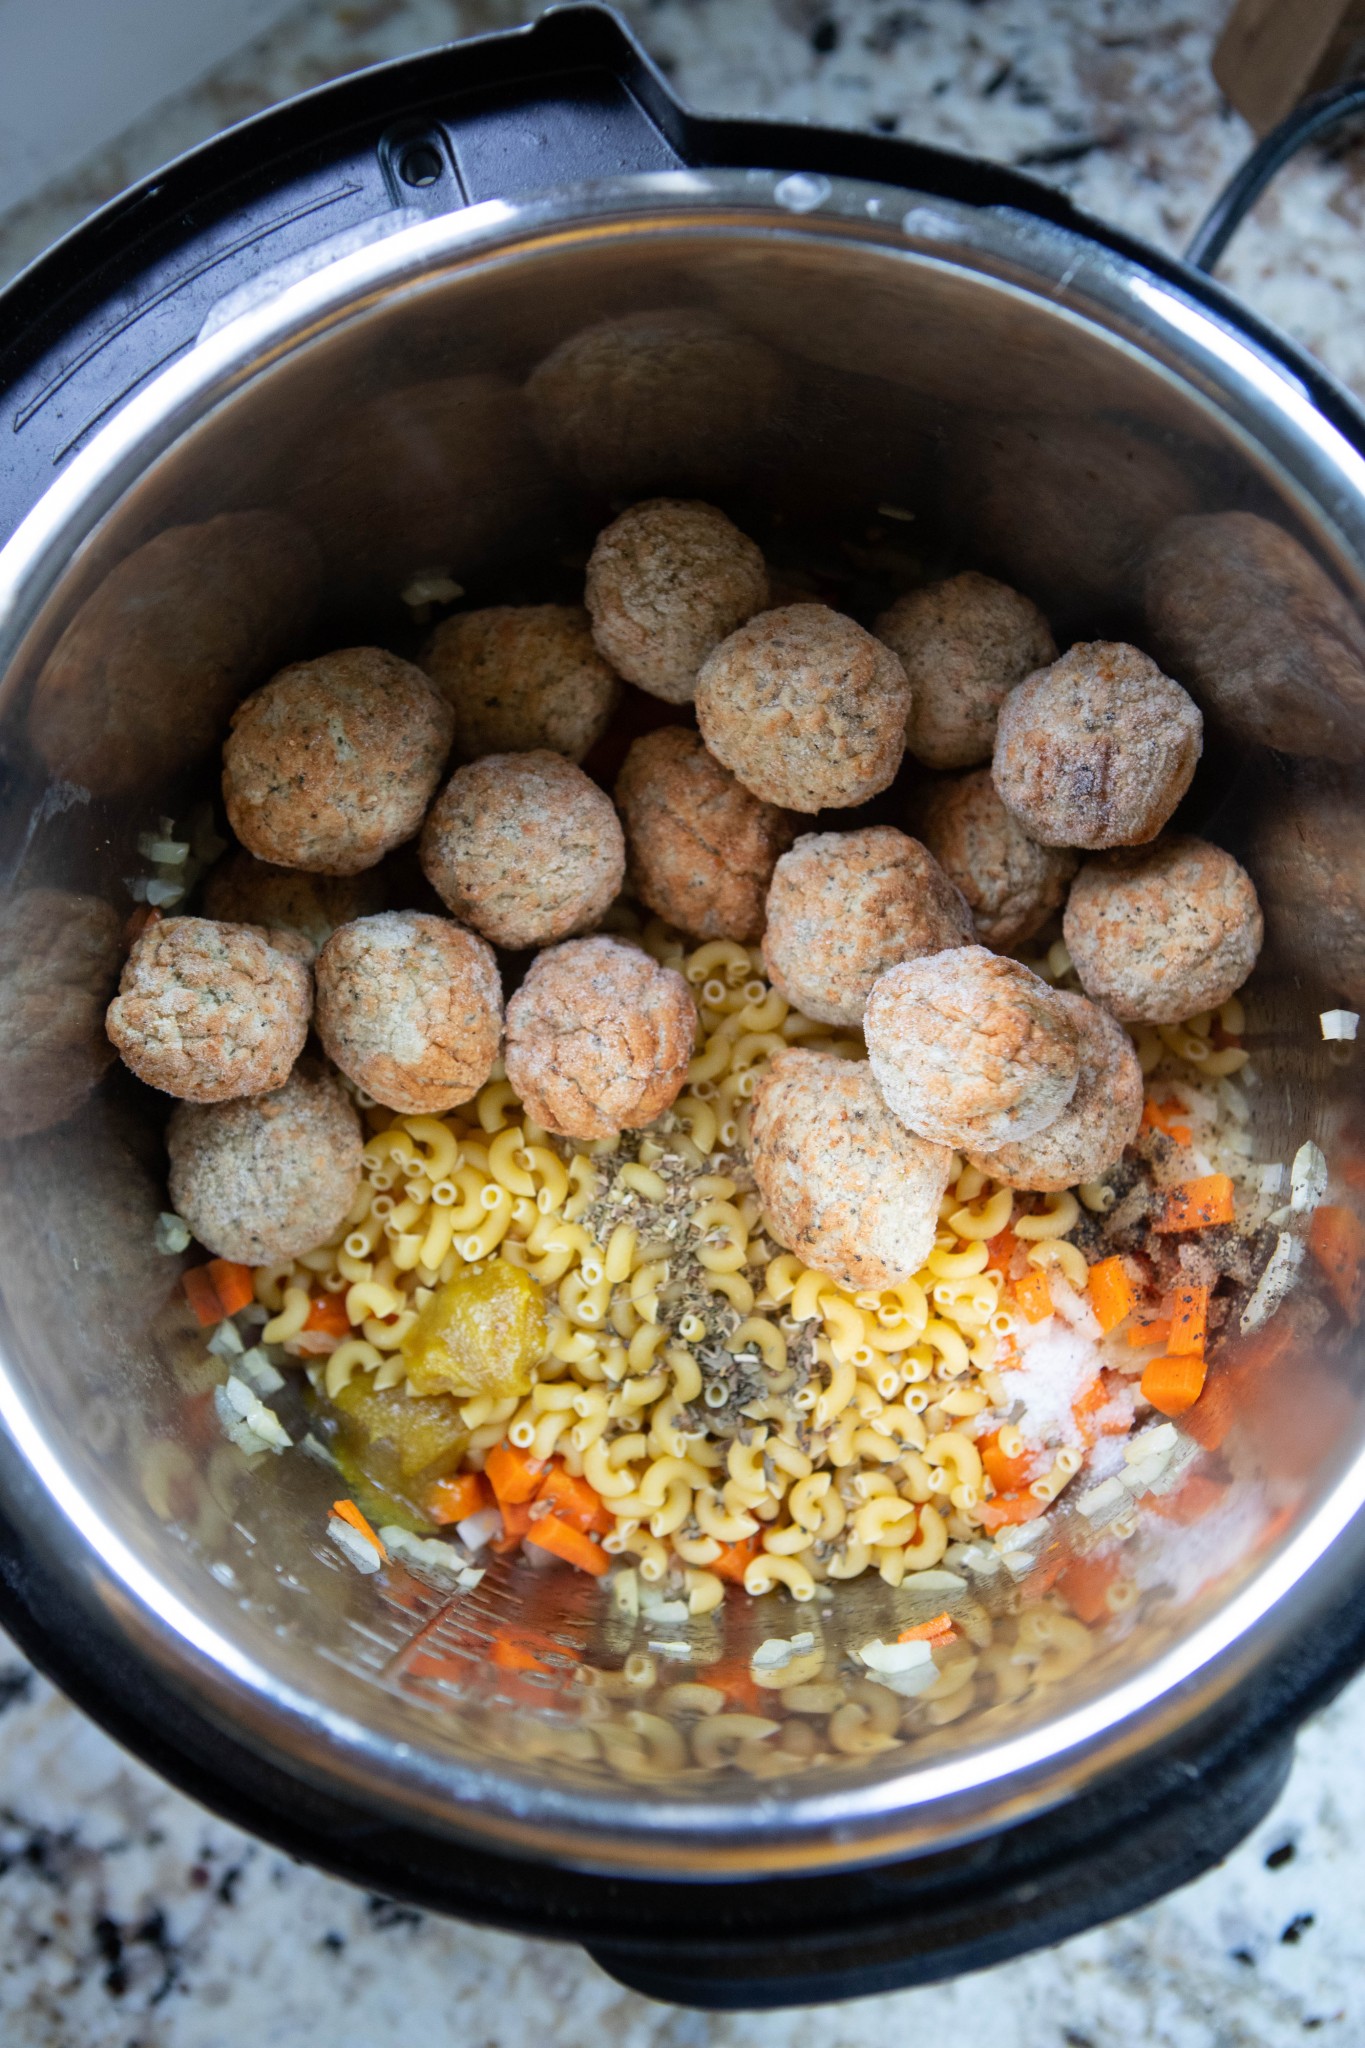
[{"x1": 102, "y1": 497, "x2": 1262, "y2": 1293}]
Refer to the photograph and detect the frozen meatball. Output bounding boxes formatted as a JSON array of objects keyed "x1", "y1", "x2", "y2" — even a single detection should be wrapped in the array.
[
  {"x1": 1257, "y1": 765, "x2": 1365, "y2": 1006},
  {"x1": 27, "y1": 511, "x2": 320, "y2": 799},
  {"x1": 504, "y1": 935, "x2": 695, "y2": 1141},
  {"x1": 167, "y1": 1061, "x2": 362, "y2": 1264},
  {"x1": 106, "y1": 917, "x2": 310, "y2": 1103},
  {"x1": 615, "y1": 727, "x2": 795, "y2": 943},
  {"x1": 525, "y1": 308, "x2": 782, "y2": 496},
  {"x1": 1063, "y1": 837, "x2": 1263, "y2": 1025},
  {"x1": 222, "y1": 647, "x2": 453, "y2": 875},
  {"x1": 917, "y1": 769, "x2": 1078, "y2": 950},
  {"x1": 992, "y1": 641, "x2": 1202, "y2": 850},
  {"x1": 0, "y1": 890, "x2": 122, "y2": 1140},
  {"x1": 762, "y1": 827, "x2": 973, "y2": 1027},
  {"x1": 864, "y1": 946, "x2": 1080, "y2": 1151},
  {"x1": 422, "y1": 605, "x2": 619, "y2": 765},
  {"x1": 420, "y1": 751, "x2": 624, "y2": 951},
  {"x1": 585, "y1": 499, "x2": 768, "y2": 704},
  {"x1": 1145, "y1": 511, "x2": 1365, "y2": 760},
  {"x1": 875, "y1": 572, "x2": 1056, "y2": 770},
  {"x1": 315, "y1": 912, "x2": 501, "y2": 1115},
  {"x1": 968, "y1": 992, "x2": 1143, "y2": 1192},
  {"x1": 695, "y1": 604, "x2": 910, "y2": 812},
  {"x1": 749, "y1": 1049, "x2": 953, "y2": 1291},
  {"x1": 202, "y1": 851, "x2": 384, "y2": 964}
]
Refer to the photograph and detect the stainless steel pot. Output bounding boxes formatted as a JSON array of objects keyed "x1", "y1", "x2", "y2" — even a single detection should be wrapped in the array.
[{"x1": 1, "y1": 5, "x2": 1364, "y2": 2006}]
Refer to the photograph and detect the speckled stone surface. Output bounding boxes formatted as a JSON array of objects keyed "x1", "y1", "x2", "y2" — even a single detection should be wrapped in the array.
[{"x1": 3, "y1": 2, "x2": 1365, "y2": 2041}]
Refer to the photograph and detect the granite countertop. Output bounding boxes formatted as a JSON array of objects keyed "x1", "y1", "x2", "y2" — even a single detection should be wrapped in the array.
[{"x1": 3, "y1": 2, "x2": 1365, "y2": 2042}]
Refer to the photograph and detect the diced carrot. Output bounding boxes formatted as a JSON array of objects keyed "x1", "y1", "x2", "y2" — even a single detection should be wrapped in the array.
[
  {"x1": 489, "y1": 1497, "x2": 533, "y2": 1553},
  {"x1": 1088, "y1": 1256, "x2": 1136, "y2": 1335},
  {"x1": 1127, "y1": 1313, "x2": 1171, "y2": 1350},
  {"x1": 525, "y1": 1512, "x2": 610, "y2": 1576},
  {"x1": 985, "y1": 1225, "x2": 1019, "y2": 1277},
  {"x1": 424, "y1": 1471, "x2": 491, "y2": 1526},
  {"x1": 1073, "y1": 1371, "x2": 1132, "y2": 1446},
  {"x1": 707, "y1": 1655, "x2": 766, "y2": 1715},
  {"x1": 535, "y1": 1461, "x2": 613, "y2": 1536},
  {"x1": 710, "y1": 1534, "x2": 760, "y2": 1584},
  {"x1": 1155, "y1": 1175, "x2": 1235, "y2": 1233},
  {"x1": 303, "y1": 1290, "x2": 351, "y2": 1339},
  {"x1": 484, "y1": 1442, "x2": 548, "y2": 1505},
  {"x1": 1058, "y1": 1553, "x2": 1121, "y2": 1626},
  {"x1": 897, "y1": 1612, "x2": 955, "y2": 1644},
  {"x1": 975, "y1": 1490, "x2": 1048, "y2": 1533},
  {"x1": 1014, "y1": 1268, "x2": 1053, "y2": 1323},
  {"x1": 491, "y1": 1630, "x2": 550, "y2": 1674},
  {"x1": 980, "y1": 1430, "x2": 1033, "y2": 1494},
  {"x1": 1150, "y1": 1472, "x2": 1227, "y2": 1525},
  {"x1": 182, "y1": 1265, "x2": 224, "y2": 1327},
  {"x1": 1140, "y1": 1352, "x2": 1208, "y2": 1417},
  {"x1": 1142, "y1": 1095, "x2": 1191, "y2": 1146},
  {"x1": 1168, "y1": 1283, "x2": 1209, "y2": 1356},
  {"x1": 206, "y1": 1258, "x2": 255, "y2": 1317},
  {"x1": 332, "y1": 1497, "x2": 387, "y2": 1560},
  {"x1": 1308, "y1": 1204, "x2": 1365, "y2": 1324}
]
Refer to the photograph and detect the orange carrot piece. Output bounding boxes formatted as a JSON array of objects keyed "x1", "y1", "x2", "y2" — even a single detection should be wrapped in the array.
[
  {"x1": 490, "y1": 1497, "x2": 533, "y2": 1553},
  {"x1": 1140, "y1": 1352, "x2": 1208, "y2": 1417},
  {"x1": 332, "y1": 1497, "x2": 387, "y2": 1560},
  {"x1": 1127, "y1": 1313, "x2": 1171, "y2": 1350},
  {"x1": 535, "y1": 1462, "x2": 613, "y2": 1536},
  {"x1": 1155, "y1": 1175, "x2": 1234, "y2": 1233},
  {"x1": 1088, "y1": 1256, "x2": 1136, "y2": 1335},
  {"x1": 898, "y1": 1612, "x2": 955, "y2": 1644},
  {"x1": 491, "y1": 1630, "x2": 550, "y2": 1675},
  {"x1": 182, "y1": 1265, "x2": 224, "y2": 1327},
  {"x1": 976, "y1": 1490, "x2": 1049, "y2": 1533},
  {"x1": 708, "y1": 1655, "x2": 766, "y2": 1715},
  {"x1": 1142, "y1": 1096, "x2": 1192, "y2": 1146},
  {"x1": 1058, "y1": 1553, "x2": 1120, "y2": 1626},
  {"x1": 1308, "y1": 1204, "x2": 1365, "y2": 1324},
  {"x1": 484, "y1": 1442, "x2": 547, "y2": 1505},
  {"x1": 1168, "y1": 1283, "x2": 1209, "y2": 1356},
  {"x1": 424, "y1": 1471, "x2": 491, "y2": 1526},
  {"x1": 524, "y1": 1513, "x2": 610, "y2": 1576},
  {"x1": 980, "y1": 1431, "x2": 1033, "y2": 1494},
  {"x1": 985, "y1": 1225, "x2": 1019, "y2": 1277},
  {"x1": 1073, "y1": 1372, "x2": 1132, "y2": 1446},
  {"x1": 1150, "y1": 1472, "x2": 1227, "y2": 1525},
  {"x1": 1014, "y1": 1268, "x2": 1053, "y2": 1323},
  {"x1": 206, "y1": 1258, "x2": 255, "y2": 1316},
  {"x1": 710, "y1": 1534, "x2": 760, "y2": 1584},
  {"x1": 303, "y1": 1290, "x2": 351, "y2": 1339}
]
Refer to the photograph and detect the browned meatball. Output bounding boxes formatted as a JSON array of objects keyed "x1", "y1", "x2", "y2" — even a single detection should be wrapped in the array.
[
  {"x1": 422, "y1": 605, "x2": 620, "y2": 765},
  {"x1": 1063, "y1": 837, "x2": 1263, "y2": 1024},
  {"x1": 992, "y1": 641, "x2": 1202, "y2": 850},
  {"x1": 967, "y1": 992, "x2": 1143, "y2": 1192},
  {"x1": 585, "y1": 500, "x2": 768, "y2": 704},
  {"x1": 504, "y1": 935, "x2": 695, "y2": 1141},
  {"x1": 167, "y1": 1060, "x2": 362, "y2": 1264},
  {"x1": 201, "y1": 851, "x2": 385, "y2": 964},
  {"x1": 1257, "y1": 765, "x2": 1365, "y2": 1005},
  {"x1": 420, "y1": 752, "x2": 624, "y2": 951},
  {"x1": 864, "y1": 946, "x2": 1080, "y2": 1150},
  {"x1": 875, "y1": 572, "x2": 1056, "y2": 770},
  {"x1": 614, "y1": 727, "x2": 795, "y2": 943},
  {"x1": 762, "y1": 827, "x2": 972, "y2": 1027},
  {"x1": 1145, "y1": 512, "x2": 1365, "y2": 760},
  {"x1": 106, "y1": 917, "x2": 310, "y2": 1103},
  {"x1": 222, "y1": 648, "x2": 453, "y2": 875},
  {"x1": 749, "y1": 1050, "x2": 953, "y2": 1291},
  {"x1": 916, "y1": 769, "x2": 1078, "y2": 950},
  {"x1": 0, "y1": 890, "x2": 122, "y2": 1139},
  {"x1": 695, "y1": 604, "x2": 910, "y2": 812},
  {"x1": 525, "y1": 308, "x2": 782, "y2": 496},
  {"x1": 314, "y1": 912, "x2": 501, "y2": 1115},
  {"x1": 26, "y1": 511, "x2": 320, "y2": 799}
]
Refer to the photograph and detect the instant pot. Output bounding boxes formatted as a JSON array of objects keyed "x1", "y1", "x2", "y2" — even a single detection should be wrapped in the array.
[{"x1": 2, "y1": 5, "x2": 1365, "y2": 2008}]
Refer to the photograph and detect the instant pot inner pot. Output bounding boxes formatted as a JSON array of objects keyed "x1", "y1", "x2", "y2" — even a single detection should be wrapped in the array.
[{"x1": 1, "y1": 209, "x2": 1363, "y2": 1867}]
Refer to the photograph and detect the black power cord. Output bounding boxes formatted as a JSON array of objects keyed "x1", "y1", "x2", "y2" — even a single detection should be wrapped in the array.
[{"x1": 1188, "y1": 76, "x2": 1365, "y2": 272}]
